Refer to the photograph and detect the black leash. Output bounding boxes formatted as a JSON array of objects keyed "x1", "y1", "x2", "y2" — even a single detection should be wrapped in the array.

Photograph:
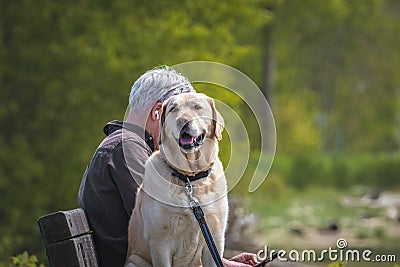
[
  {"x1": 255, "y1": 251, "x2": 279, "y2": 267},
  {"x1": 184, "y1": 178, "x2": 224, "y2": 267}
]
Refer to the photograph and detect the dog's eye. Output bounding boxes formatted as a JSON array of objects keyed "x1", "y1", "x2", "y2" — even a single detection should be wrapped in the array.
[{"x1": 194, "y1": 104, "x2": 203, "y2": 110}]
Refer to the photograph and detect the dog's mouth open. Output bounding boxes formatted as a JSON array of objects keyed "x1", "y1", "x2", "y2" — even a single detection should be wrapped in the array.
[{"x1": 178, "y1": 129, "x2": 205, "y2": 153}]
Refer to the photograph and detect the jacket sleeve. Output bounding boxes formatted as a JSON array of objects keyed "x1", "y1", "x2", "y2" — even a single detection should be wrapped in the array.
[
  {"x1": 108, "y1": 138, "x2": 151, "y2": 217},
  {"x1": 78, "y1": 138, "x2": 151, "y2": 267}
]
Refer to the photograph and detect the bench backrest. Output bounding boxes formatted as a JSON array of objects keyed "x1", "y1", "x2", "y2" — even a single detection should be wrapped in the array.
[{"x1": 38, "y1": 208, "x2": 99, "y2": 267}]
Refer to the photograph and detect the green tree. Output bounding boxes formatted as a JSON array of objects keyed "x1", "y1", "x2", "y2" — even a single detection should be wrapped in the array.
[{"x1": 272, "y1": 0, "x2": 400, "y2": 153}]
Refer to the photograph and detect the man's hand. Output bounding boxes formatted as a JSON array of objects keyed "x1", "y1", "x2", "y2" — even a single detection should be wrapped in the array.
[{"x1": 222, "y1": 253, "x2": 259, "y2": 267}]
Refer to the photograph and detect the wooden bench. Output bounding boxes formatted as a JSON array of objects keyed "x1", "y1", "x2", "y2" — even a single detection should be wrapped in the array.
[
  {"x1": 37, "y1": 208, "x2": 99, "y2": 267},
  {"x1": 37, "y1": 209, "x2": 312, "y2": 267}
]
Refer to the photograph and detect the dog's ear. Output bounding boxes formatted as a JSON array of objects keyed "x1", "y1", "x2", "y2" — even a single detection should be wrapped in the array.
[
  {"x1": 160, "y1": 100, "x2": 168, "y2": 128},
  {"x1": 208, "y1": 98, "x2": 224, "y2": 141},
  {"x1": 159, "y1": 99, "x2": 170, "y2": 145}
]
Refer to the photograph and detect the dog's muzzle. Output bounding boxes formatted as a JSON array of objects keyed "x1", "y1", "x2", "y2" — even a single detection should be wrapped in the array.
[{"x1": 178, "y1": 124, "x2": 205, "y2": 152}]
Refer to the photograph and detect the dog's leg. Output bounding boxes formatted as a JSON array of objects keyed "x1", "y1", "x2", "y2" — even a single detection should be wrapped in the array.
[
  {"x1": 125, "y1": 255, "x2": 152, "y2": 267},
  {"x1": 149, "y1": 241, "x2": 173, "y2": 267},
  {"x1": 216, "y1": 234, "x2": 225, "y2": 260},
  {"x1": 201, "y1": 228, "x2": 225, "y2": 267},
  {"x1": 201, "y1": 247, "x2": 216, "y2": 267}
]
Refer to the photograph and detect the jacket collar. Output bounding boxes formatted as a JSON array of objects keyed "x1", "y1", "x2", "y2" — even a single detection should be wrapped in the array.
[{"x1": 103, "y1": 120, "x2": 155, "y2": 152}]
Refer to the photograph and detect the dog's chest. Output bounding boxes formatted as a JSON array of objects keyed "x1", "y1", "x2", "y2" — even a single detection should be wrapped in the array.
[{"x1": 162, "y1": 210, "x2": 204, "y2": 264}]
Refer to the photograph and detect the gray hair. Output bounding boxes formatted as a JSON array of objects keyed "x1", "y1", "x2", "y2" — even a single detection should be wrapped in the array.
[{"x1": 129, "y1": 66, "x2": 196, "y2": 112}]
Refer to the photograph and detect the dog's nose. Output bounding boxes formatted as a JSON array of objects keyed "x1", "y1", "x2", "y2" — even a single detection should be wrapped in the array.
[{"x1": 176, "y1": 116, "x2": 190, "y2": 128}]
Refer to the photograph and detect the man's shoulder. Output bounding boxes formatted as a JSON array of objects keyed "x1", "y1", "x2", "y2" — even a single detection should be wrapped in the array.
[
  {"x1": 98, "y1": 129, "x2": 152, "y2": 157},
  {"x1": 91, "y1": 121, "x2": 153, "y2": 164},
  {"x1": 97, "y1": 128, "x2": 124, "y2": 151},
  {"x1": 98, "y1": 129, "x2": 143, "y2": 150}
]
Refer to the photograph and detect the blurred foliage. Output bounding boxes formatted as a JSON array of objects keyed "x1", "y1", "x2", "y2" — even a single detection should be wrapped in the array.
[
  {"x1": 1, "y1": 0, "x2": 400, "y2": 264},
  {"x1": 233, "y1": 153, "x2": 400, "y2": 198},
  {"x1": 9, "y1": 251, "x2": 44, "y2": 267},
  {"x1": 273, "y1": 0, "x2": 400, "y2": 152},
  {"x1": 327, "y1": 263, "x2": 346, "y2": 267},
  {"x1": 0, "y1": 0, "x2": 270, "y2": 261}
]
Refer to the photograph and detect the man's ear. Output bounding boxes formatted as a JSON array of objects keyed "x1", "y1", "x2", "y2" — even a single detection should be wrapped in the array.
[
  {"x1": 207, "y1": 98, "x2": 224, "y2": 141},
  {"x1": 151, "y1": 102, "x2": 163, "y2": 121}
]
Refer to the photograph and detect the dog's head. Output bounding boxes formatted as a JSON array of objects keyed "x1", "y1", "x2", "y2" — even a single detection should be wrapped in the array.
[{"x1": 160, "y1": 93, "x2": 224, "y2": 171}]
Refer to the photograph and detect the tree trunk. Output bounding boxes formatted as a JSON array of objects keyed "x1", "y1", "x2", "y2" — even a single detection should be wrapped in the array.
[{"x1": 262, "y1": 6, "x2": 276, "y2": 108}]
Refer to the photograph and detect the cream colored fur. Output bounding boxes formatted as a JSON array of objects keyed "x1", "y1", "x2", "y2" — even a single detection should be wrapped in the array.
[{"x1": 125, "y1": 93, "x2": 228, "y2": 267}]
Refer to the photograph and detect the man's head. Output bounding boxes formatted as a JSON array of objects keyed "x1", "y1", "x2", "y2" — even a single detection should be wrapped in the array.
[
  {"x1": 126, "y1": 66, "x2": 196, "y2": 147},
  {"x1": 129, "y1": 66, "x2": 195, "y2": 114}
]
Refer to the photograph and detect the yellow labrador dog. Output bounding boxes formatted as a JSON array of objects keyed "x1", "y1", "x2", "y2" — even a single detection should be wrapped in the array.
[{"x1": 126, "y1": 93, "x2": 228, "y2": 267}]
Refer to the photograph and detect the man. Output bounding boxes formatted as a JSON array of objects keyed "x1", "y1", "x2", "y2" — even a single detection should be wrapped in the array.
[{"x1": 78, "y1": 66, "x2": 258, "y2": 267}]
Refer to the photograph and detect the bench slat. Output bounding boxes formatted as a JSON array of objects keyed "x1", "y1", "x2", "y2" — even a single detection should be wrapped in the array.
[
  {"x1": 46, "y1": 234, "x2": 98, "y2": 267},
  {"x1": 38, "y1": 208, "x2": 91, "y2": 245}
]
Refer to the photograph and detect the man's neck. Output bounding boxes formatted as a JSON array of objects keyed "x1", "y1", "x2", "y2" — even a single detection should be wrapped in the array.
[
  {"x1": 125, "y1": 111, "x2": 147, "y2": 129},
  {"x1": 125, "y1": 111, "x2": 159, "y2": 150}
]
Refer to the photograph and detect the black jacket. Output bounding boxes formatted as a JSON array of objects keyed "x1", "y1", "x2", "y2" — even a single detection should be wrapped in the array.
[{"x1": 78, "y1": 121, "x2": 154, "y2": 267}]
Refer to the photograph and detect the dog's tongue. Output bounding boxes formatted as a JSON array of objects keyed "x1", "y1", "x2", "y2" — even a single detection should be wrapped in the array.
[{"x1": 180, "y1": 134, "x2": 196, "y2": 145}]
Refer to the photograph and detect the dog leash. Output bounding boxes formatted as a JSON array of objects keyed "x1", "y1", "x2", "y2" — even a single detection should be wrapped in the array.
[
  {"x1": 254, "y1": 251, "x2": 279, "y2": 267},
  {"x1": 184, "y1": 179, "x2": 224, "y2": 267}
]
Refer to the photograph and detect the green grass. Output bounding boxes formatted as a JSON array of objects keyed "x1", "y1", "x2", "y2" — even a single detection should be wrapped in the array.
[
  {"x1": 235, "y1": 184, "x2": 400, "y2": 267},
  {"x1": 245, "y1": 186, "x2": 358, "y2": 230}
]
